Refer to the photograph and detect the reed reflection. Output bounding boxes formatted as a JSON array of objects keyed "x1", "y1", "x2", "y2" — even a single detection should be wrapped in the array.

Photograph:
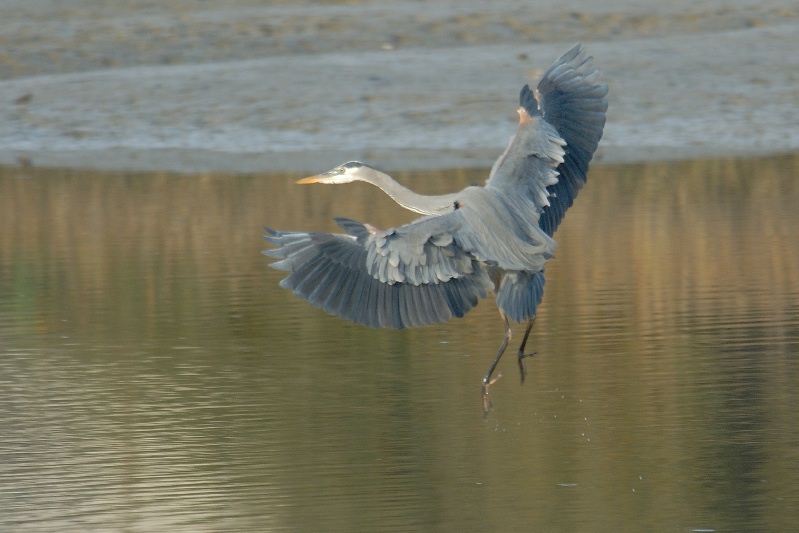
[{"x1": 0, "y1": 154, "x2": 797, "y2": 532}]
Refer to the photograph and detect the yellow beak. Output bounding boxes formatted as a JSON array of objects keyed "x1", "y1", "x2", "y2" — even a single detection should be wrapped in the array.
[{"x1": 296, "y1": 175, "x2": 321, "y2": 184}]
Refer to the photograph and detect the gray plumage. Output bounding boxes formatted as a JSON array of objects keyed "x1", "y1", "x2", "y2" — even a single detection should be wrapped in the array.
[{"x1": 263, "y1": 44, "x2": 608, "y2": 412}]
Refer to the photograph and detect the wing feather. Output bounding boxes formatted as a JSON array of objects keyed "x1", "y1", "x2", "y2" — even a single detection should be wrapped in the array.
[
  {"x1": 496, "y1": 270, "x2": 546, "y2": 323},
  {"x1": 485, "y1": 44, "x2": 607, "y2": 238},
  {"x1": 263, "y1": 216, "x2": 493, "y2": 329},
  {"x1": 535, "y1": 44, "x2": 609, "y2": 236}
]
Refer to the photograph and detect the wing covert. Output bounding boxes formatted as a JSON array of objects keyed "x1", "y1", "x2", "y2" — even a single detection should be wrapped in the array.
[{"x1": 484, "y1": 98, "x2": 565, "y2": 217}]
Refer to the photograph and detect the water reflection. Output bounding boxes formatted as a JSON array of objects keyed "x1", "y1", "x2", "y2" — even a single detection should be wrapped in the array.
[{"x1": 1, "y1": 155, "x2": 798, "y2": 532}]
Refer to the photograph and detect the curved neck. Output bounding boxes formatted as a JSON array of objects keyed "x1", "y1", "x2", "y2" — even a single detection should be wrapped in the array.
[{"x1": 360, "y1": 169, "x2": 459, "y2": 216}]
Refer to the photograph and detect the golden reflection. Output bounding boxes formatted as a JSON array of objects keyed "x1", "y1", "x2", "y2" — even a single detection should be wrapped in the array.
[
  {"x1": 1, "y1": 154, "x2": 798, "y2": 532},
  {"x1": 1, "y1": 155, "x2": 796, "y2": 340}
]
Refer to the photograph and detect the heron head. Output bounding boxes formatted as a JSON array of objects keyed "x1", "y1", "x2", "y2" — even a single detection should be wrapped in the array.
[{"x1": 296, "y1": 161, "x2": 368, "y2": 185}]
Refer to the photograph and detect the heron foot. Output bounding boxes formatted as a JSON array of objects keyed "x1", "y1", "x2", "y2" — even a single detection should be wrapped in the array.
[
  {"x1": 481, "y1": 371, "x2": 503, "y2": 417},
  {"x1": 517, "y1": 350, "x2": 537, "y2": 384}
]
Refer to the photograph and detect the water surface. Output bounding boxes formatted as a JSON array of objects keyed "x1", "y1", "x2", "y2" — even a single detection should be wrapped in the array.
[{"x1": 1, "y1": 155, "x2": 798, "y2": 532}]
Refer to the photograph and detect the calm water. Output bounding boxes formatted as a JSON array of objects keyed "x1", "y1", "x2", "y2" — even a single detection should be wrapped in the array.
[{"x1": 1, "y1": 155, "x2": 798, "y2": 532}]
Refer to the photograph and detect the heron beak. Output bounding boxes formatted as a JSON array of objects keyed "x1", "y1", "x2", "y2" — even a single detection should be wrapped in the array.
[
  {"x1": 296, "y1": 175, "x2": 324, "y2": 184},
  {"x1": 296, "y1": 169, "x2": 343, "y2": 184}
]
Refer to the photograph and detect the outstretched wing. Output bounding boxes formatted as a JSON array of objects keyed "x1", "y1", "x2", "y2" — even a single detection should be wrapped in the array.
[
  {"x1": 263, "y1": 214, "x2": 494, "y2": 329},
  {"x1": 534, "y1": 44, "x2": 608, "y2": 236},
  {"x1": 485, "y1": 44, "x2": 607, "y2": 236}
]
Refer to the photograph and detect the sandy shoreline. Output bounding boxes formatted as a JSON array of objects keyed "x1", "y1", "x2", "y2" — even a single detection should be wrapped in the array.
[{"x1": 1, "y1": 1, "x2": 798, "y2": 173}]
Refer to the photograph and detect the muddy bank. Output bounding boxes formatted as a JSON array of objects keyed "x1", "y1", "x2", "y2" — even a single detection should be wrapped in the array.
[{"x1": 1, "y1": 1, "x2": 798, "y2": 173}]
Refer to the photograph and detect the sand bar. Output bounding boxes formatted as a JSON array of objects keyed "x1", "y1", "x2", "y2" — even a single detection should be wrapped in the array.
[{"x1": 1, "y1": 0, "x2": 798, "y2": 172}]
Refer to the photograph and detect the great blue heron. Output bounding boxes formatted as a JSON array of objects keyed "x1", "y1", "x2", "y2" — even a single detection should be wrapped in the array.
[{"x1": 264, "y1": 44, "x2": 608, "y2": 414}]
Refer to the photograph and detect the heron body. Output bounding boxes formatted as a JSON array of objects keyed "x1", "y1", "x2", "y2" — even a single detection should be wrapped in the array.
[{"x1": 264, "y1": 44, "x2": 608, "y2": 413}]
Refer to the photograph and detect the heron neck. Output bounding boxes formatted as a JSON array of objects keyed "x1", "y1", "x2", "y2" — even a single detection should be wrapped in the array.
[{"x1": 363, "y1": 170, "x2": 458, "y2": 216}]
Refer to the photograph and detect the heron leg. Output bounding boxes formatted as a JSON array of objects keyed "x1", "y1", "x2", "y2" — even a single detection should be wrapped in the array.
[
  {"x1": 481, "y1": 310, "x2": 512, "y2": 416},
  {"x1": 517, "y1": 317, "x2": 537, "y2": 384}
]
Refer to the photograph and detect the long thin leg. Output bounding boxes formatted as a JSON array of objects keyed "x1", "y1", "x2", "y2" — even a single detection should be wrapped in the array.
[
  {"x1": 517, "y1": 316, "x2": 537, "y2": 383},
  {"x1": 481, "y1": 310, "x2": 512, "y2": 416}
]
